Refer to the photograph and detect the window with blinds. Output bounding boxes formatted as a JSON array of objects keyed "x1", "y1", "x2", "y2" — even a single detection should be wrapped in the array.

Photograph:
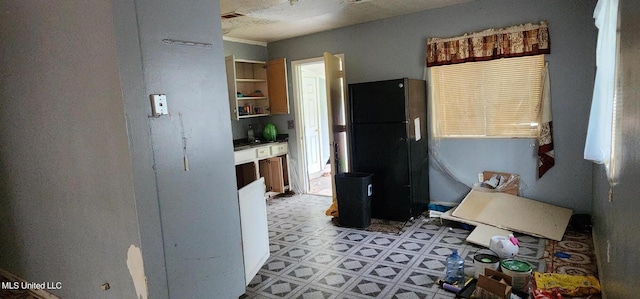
[{"x1": 430, "y1": 54, "x2": 545, "y2": 138}]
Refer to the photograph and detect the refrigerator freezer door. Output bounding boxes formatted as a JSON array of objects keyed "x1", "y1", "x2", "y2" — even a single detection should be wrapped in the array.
[
  {"x1": 351, "y1": 123, "x2": 411, "y2": 221},
  {"x1": 349, "y1": 78, "x2": 408, "y2": 124}
]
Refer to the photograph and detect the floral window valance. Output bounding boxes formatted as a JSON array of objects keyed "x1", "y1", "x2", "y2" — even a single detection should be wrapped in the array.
[{"x1": 426, "y1": 21, "x2": 550, "y2": 67}]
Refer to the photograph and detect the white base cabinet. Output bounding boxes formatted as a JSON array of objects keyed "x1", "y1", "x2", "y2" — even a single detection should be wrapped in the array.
[
  {"x1": 234, "y1": 142, "x2": 290, "y2": 194},
  {"x1": 234, "y1": 142, "x2": 290, "y2": 285}
]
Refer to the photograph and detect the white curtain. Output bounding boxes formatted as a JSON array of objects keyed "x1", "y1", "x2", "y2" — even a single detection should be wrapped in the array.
[{"x1": 584, "y1": 0, "x2": 619, "y2": 179}]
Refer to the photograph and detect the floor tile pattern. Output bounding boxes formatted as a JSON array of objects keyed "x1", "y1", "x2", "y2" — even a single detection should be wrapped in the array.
[{"x1": 244, "y1": 194, "x2": 547, "y2": 298}]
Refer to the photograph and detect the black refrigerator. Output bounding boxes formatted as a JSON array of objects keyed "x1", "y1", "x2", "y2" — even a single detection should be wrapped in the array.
[{"x1": 348, "y1": 78, "x2": 429, "y2": 221}]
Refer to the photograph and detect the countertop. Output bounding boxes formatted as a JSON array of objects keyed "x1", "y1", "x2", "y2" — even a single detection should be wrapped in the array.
[{"x1": 233, "y1": 137, "x2": 288, "y2": 151}]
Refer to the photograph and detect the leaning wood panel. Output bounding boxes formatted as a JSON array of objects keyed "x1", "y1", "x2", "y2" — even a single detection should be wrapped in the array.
[{"x1": 452, "y1": 190, "x2": 572, "y2": 241}]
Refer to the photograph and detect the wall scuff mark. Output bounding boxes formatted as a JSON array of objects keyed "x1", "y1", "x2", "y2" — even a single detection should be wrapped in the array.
[{"x1": 127, "y1": 245, "x2": 149, "y2": 299}]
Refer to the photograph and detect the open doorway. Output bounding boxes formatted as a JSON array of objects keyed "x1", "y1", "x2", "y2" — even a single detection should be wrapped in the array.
[
  {"x1": 293, "y1": 58, "x2": 332, "y2": 196},
  {"x1": 292, "y1": 54, "x2": 347, "y2": 197}
]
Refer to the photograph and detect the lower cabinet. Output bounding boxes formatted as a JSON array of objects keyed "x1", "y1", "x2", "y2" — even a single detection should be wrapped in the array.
[
  {"x1": 235, "y1": 161, "x2": 257, "y2": 190},
  {"x1": 238, "y1": 177, "x2": 269, "y2": 286},
  {"x1": 258, "y1": 155, "x2": 289, "y2": 194},
  {"x1": 234, "y1": 142, "x2": 290, "y2": 195},
  {"x1": 234, "y1": 142, "x2": 289, "y2": 285}
]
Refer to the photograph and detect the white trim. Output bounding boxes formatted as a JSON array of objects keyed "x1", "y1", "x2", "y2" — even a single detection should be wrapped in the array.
[
  {"x1": 223, "y1": 36, "x2": 268, "y2": 47},
  {"x1": 291, "y1": 54, "x2": 346, "y2": 195}
]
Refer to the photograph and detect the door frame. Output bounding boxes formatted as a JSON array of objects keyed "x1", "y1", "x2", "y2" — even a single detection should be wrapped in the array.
[{"x1": 291, "y1": 54, "x2": 345, "y2": 193}]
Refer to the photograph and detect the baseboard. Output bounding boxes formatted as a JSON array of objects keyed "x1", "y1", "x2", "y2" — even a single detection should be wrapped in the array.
[{"x1": 591, "y1": 230, "x2": 607, "y2": 299}]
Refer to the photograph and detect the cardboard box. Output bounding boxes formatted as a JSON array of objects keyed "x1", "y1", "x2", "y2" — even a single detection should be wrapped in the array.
[
  {"x1": 482, "y1": 171, "x2": 520, "y2": 196},
  {"x1": 474, "y1": 268, "x2": 512, "y2": 299}
]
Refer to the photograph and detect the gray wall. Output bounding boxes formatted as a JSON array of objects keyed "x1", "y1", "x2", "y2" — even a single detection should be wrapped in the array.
[
  {"x1": 1, "y1": 0, "x2": 246, "y2": 298},
  {"x1": 592, "y1": 0, "x2": 640, "y2": 297},
  {"x1": 117, "y1": 1, "x2": 245, "y2": 298},
  {"x1": 0, "y1": 1, "x2": 141, "y2": 298},
  {"x1": 224, "y1": 40, "x2": 268, "y2": 61},
  {"x1": 112, "y1": 0, "x2": 168, "y2": 297},
  {"x1": 268, "y1": 0, "x2": 597, "y2": 212}
]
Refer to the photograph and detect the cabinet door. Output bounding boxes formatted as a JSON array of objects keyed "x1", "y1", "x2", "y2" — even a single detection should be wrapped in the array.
[
  {"x1": 238, "y1": 178, "x2": 269, "y2": 285},
  {"x1": 259, "y1": 157, "x2": 285, "y2": 193},
  {"x1": 267, "y1": 58, "x2": 289, "y2": 114},
  {"x1": 269, "y1": 157, "x2": 285, "y2": 193},
  {"x1": 225, "y1": 56, "x2": 239, "y2": 119}
]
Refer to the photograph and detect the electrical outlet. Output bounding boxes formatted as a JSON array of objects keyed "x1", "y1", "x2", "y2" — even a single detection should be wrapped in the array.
[
  {"x1": 150, "y1": 94, "x2": 169, "y2": 116},
  {"x1": 478, "y1": 172, "x2": 484, "y2": 183},
  {"x1": 288, "y1": 120, "x2": 294, "y2": 129}
]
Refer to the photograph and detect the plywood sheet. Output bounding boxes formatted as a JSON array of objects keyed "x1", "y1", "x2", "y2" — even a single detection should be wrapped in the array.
[
  {"x1": 440, "y1": 207, "x2": 480, "y2": 226},
  {"x1": 467, "y1": 225, "x2": 512, "y2": 248},
  {"x1": 440, "y1": 209, "x2": 512, "y2": 247},
  {"x1": 452, "y1": 190, "x2": 572, "y2": 241}
]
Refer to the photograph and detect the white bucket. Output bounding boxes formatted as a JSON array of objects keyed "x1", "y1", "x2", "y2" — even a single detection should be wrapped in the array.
[
  {"x1": 500, "y1": 259, "x2": 532, "y2": 292},
  {"x1": 473, "y1": 253, "x2": 500, "y2": 278}
]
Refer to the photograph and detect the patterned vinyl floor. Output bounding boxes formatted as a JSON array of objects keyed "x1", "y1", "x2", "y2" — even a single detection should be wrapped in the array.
[{"x1": 242, "y1": 194, "x2": 548, "y2": 299}]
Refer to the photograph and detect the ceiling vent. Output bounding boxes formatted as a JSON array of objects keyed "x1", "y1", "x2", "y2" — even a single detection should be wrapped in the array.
[{"x1": 221, "y1": 12, "x2": 245, "y2": 20}]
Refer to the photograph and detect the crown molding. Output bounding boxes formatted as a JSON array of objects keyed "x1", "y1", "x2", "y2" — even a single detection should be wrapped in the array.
[{"x1": 222, "y1": 36, "x2": 267, "y2": 47}]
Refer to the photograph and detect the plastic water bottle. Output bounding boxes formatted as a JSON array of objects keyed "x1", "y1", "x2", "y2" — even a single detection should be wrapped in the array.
[
  {"x1": 247, "y1": 124, "x2": 255, "y2": 143},
  {"x1": 445, "y1": 249, "x2": 465, "y2": 286}
]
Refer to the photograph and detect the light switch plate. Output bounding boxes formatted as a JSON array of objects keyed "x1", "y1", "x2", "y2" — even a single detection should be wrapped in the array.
[{"x1": 150, "y1": 94, "x2": 168, "y2": 116}]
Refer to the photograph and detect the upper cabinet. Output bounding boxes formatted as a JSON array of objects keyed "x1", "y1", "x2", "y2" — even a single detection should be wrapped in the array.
[{"x1": 226, "y1": 55, "x2": 289, "y2": 120}]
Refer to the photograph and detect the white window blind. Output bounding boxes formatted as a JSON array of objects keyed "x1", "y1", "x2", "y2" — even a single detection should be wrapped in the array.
[{"x1": 430, "y1": 55, "x2": 545, "y2": 138}]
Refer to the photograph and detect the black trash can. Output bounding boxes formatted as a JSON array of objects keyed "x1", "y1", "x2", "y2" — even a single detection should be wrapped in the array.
[{"x1": 335, "y1": 172, "x2": 373, "y2": 228}]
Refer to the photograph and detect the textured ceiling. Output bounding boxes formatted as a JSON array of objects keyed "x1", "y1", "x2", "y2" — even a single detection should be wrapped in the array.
[{"x1": 220, "y1": 0, "x2": 474, "y2": 44}]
